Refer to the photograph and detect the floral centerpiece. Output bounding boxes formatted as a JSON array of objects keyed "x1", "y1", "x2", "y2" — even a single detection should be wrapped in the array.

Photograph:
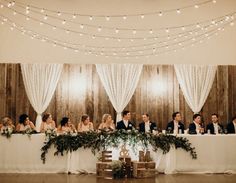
[{"x1": 111, "y1": 160, "x2": 125, "y2": 179}]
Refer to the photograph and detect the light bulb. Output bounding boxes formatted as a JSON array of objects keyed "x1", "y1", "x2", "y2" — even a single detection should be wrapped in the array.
[
  {"x1": 0, "y1": 4, "x2": 3, "y2": 8},
  {"x1": 52, "y1": 26, "x2": 56, "y2": 30},
  {"x1": 106, "y1": 16, "x2": 110, "y2": 21},
  {"x1": 26, "y1": 6, "x2": 29, "y2": 10},
  {"x1": 132, "y1": 30, "x2": 136, "y2": 34},
  {"x1": 80, "y1": 24, "x2": 84, "y2": 29},
  {"x1": 115, "y1": 28, "x2": 119, "y2": 33},
  {"x1": 13, "y1": 11, "x2": 17, "y2": 15},
  {"x1": 212, "y1": 0, "x2": 216, "y2": 3},
  {"x1": 230, "y1": 22, "x2": 234, "y2": 26},
  {"x1": 158, "y1": 12, "x2": 163, "y2": 16},
  {"x1": 194, "y1": 5, "x2": 199, "y2": 9},
  {"x1": 72, "y1": 14, "x2": 76, "y2": 19},
  {"x1": 89, "y1": 16, "x2": 93, "y2": 20},
  {"x1": 149, "y1": 29, "x2": 153, "y2": 34},
  {"x1": 44, "y1": 15, "x2": 48, "y2": 20},
  {"x1": 40, "y1": 9, "x2": 45, "y2": 13},
  {"x1": 98, "y1": 26, "x2": 102, "y2": 32},
  {"x1": 165, "y1": 28, "x2": 169, "y2": 33},
  {"x1": 26, "y1": 10, "x2": 30, "y2": 14},
  {"x1": 26, "y1": 17, "x2": 30, "y2": 21},
  {"x1": 123, "y1": 16, "x2": 127, "y2": 20},
  {"x1": 181, "y1": 26, "x2": 185, "y2": 30},
  {"x1": 141, "y1": 15, "x2": 144, "y2": 19},
  {"x1": 40, "y1": 22, "x2": 44, "y2": 25},
  {"x1": 66, "y1": 30, "x2": 70, "y2": 34},
  {"x1": 176, "y1": 9, "x2": 181, "y2": 14},
  {"x1": 57, "y1": 12, "x2": 61, "y2": 16},
  {"x1": 62, "y1": 20, "x2": 66, "y2": 24}
]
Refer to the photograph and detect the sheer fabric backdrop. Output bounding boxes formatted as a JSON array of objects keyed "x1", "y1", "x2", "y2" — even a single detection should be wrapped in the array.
[
  {"x1": 21, "y1": 63, "x2": 63, "y2": 131},
  {"x1": 96, "y1": 64, "x2": 143, "y2": 122},
  {"x1": 174, "y1": 64, "x2": 217, "y2": 113}
]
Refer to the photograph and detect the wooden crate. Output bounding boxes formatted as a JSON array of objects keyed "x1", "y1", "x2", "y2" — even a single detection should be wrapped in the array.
[
  {"x1": 96, "y1": 162, "x2": 112, "y2": 178},
  {"x1": 132, "y1": 161, "x2": 157, "y2": 178}
]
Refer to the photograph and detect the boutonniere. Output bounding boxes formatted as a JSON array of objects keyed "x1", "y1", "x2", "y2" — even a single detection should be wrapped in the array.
[{"x1": 128, "y1": 124, "x2": 132, "y2": 127}]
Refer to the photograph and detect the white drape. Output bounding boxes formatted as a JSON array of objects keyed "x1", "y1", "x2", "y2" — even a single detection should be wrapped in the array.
[
  {"x1": 21, "y1": 64, "x2": 63, "y2": 131},
  {"x1": 174, "y1": 64, "x2": 217, "y2": 113},
  {"x1": 96, "y1": 64, "x2": 143, "y2": 121}
]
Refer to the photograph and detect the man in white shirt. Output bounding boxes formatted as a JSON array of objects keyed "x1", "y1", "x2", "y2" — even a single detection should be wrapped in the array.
[
  {"x1": 227, "y1": 116, "x2": 236, "y2": 134},
  {"x1": 206, "y1": 113, "x2": 224, "y2": 134},
  {"x1": 139, "y1": 113, "x2": 157, "y2": 133},
  {"x1": 189, "y1": 114, "x2": 204, "y2": 134},
  {"x1": 166, "y1": 112, "x2": 185, "y2": 134}
]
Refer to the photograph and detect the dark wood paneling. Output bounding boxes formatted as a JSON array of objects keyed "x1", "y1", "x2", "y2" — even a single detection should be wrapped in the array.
[{"x1": 0, "y1": 64, "x2": 235, "y2": 130}]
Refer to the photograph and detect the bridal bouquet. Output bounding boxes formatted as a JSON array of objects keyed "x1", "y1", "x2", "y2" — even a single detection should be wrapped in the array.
[
  {"x1": 1, "y1": 127, "x2": 14, "y2": 138},
  {"x1": 45, "y1": 128, "x2": 57, "y2": 141}
]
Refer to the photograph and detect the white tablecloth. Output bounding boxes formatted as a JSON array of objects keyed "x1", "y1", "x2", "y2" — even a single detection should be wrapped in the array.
[{"x1": 0, "y1": 134, "x2": 236, "y2": 174}]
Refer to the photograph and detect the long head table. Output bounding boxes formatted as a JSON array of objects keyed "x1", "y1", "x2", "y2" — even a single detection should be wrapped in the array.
[{"x1": 0, "y1": 134, "x2": 236, "y2": 174}]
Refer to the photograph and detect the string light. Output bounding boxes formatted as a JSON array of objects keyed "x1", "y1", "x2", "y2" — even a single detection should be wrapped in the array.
[
  {"x1": 158, "y1": 12, "x2": 163, "y2": 16},
  {"x1": 0, "y1": 4, "x2": 235, "y2": 57},
  {"x1": 61, "y1": 20, "x2": 66, "y2": 24},
  {"x1": 2, "y1": 0, "x2": 233, "y2": 35},
  {"x1": 3, "y1": 0, "x2": 215, "y2": 19}
]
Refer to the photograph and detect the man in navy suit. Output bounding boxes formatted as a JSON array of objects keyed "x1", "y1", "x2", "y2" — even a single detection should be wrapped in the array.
[
  {"x1": 116, "y1": 110, "x2": 134, "y2": 130},
  {"x1": 166, "y1": 112, "x2": 185, "y2": 134},
  {"x1": 189, "y1": 114, "x2": 204, "y2": 134},
  {"x1": 227, "y1": 116, "x2": 236, "y2": 134},
  {"x1": 139, "y1": 113, "x2": 157, "y2": 133},
  {"x1": 206, "y1": 113, "x2": 224, "y2": 134}
]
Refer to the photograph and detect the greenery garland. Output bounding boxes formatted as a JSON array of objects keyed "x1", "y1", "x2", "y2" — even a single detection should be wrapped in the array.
[{"x1": 41, "y1": 130, "x2": 197, "y2": 164}]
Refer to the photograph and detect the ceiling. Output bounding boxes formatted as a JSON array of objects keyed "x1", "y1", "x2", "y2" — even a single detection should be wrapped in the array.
[{"x1": 0, "y1": 0, "x2": 236, "y2": 64}]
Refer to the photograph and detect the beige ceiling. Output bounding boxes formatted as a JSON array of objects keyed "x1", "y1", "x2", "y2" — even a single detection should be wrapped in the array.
[{"x1": 0, "y1": 0, "x2": 236, "y2": 64}]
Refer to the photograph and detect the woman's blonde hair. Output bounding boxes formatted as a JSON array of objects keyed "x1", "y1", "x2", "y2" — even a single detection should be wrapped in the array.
[
  {"x1": 1, "y1": 117, "x2": 12, "y2": 126},
  {"x1": 102, "y1": 114, "x2": 111, "y2": 123}
]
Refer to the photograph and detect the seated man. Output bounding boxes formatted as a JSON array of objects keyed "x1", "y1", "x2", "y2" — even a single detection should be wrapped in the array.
[
  {"x1": 227, "y1": 116, "x2": 236, "y2": 134},
  {"x1": 139, "y1": 113, "x2": 157, "y2": 133},
  {"x1": 166, "y1": 112, "x2": 185, "y2": 134},
  {"x1": 116, "y1": 110, "x2": 135, "y2": 130},
  {"x1": 189, "y1": 114, "x2": 204, "y2": 134},
  {"x1": 206, "y1": 113, "x2": 224, "y2": 134}
]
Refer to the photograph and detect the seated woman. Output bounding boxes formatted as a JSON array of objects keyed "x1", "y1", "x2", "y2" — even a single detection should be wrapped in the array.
[
  {"x1": 57, "y1": 117, "x2": 77, "y2": 134},
  {"x1": 98, "y1": 114, "x2": 115, "y2": 131},
  {"x1": 0, "y1": 116, "x2": 15, "y2": 133},
  {"x1": 77, "y1": 114, "x2": 94, "y2": 132},
  {"x1": 16, "y1": 114, "x2": 36, "y2": 133},
  {"x1": 40, "y1": 113, "x2": 56, "y2": 133}
]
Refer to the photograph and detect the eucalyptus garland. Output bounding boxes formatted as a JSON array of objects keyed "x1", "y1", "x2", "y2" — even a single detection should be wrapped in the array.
[{"x1": 41, "y1": 130, "x2": 197, "y2": 164}]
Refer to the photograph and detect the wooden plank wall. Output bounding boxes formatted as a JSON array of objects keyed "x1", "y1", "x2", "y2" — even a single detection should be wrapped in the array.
[{"x1": 0, "y1": 64, "x2": 235, "y2": 130}]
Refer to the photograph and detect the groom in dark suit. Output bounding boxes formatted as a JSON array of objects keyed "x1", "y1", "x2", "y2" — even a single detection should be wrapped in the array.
[
  {"x1": 116, "y1": 110, "x2": 134, "y2": 130},
  {"x1": 166, "y1": 112, "x2": 185, "y2": 134},
  {"x1": 206, "y1": 113, "x2": 224, "y2": 134},
  {"x1": 227, "y1": 116, "x2": 236, "y2": 134},
  {"x1": 139, "y1": 113, "x2": 157, "y2": 133}
]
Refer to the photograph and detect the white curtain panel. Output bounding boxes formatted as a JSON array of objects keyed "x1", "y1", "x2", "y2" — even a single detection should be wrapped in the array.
[
  {"x1": 174, "y1": 64, "x2": 217, "y2": 114},
  {"x1": 96, "y1": 64, "x2": 143, "y2": 121},
  {"x1": 21, "y1": 64, "x2": 63, "y2": 131}
]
